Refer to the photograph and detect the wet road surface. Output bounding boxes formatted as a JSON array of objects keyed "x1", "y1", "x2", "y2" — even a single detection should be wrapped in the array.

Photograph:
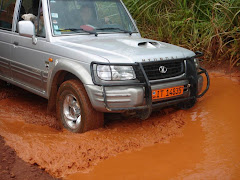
[{"x1": 0, "y1": 71, "x2": 239, "y2": 179}]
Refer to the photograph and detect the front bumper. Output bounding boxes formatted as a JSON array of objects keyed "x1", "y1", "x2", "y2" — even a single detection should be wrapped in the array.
[{"x1": 87, "y1": 52, "x2": 210, "y2": 118}]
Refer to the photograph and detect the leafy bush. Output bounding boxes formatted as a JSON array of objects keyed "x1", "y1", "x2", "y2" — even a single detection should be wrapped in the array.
[{"x1": 123, "y1": 0, "x2": 240, "y2": 68}]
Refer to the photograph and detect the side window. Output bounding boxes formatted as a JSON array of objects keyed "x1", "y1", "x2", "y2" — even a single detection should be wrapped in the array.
[
  {"x1": 36, "y1": 4, "x2": 45, "y2": 37},
  {"x1": 17, "y1": 0, "x2": 45, "y2": 37},
  {"x1": 0, "y1": 0, "x2": 16, "y2": 30}
]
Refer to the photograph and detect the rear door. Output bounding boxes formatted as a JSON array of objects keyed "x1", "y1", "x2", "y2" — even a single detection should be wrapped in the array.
[{"x1": 0, "y1": 0, "x2": 15, "y2": 79}]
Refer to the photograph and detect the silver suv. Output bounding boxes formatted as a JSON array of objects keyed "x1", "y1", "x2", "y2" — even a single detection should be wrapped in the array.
[{"x1": 0, "y1": 0, "x2": 209, "y2": 133}]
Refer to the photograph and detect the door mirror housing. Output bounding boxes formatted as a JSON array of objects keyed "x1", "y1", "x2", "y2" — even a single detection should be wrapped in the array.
[
  {"x1": 18, "y1": 21, "x2": 38, "y2": 44},
  {"x1": 18, "y1": 21, "x2": 35, "y2": 37}
]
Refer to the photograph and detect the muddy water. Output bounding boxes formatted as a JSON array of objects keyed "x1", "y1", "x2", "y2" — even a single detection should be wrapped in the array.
[{"x1": 0, "y1": 71, "x2": 240, "y2": 179}]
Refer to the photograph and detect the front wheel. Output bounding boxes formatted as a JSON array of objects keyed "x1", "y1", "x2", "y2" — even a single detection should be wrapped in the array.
[{"x1": 56, "y1": 79, "x2": 104, "y2": 133}]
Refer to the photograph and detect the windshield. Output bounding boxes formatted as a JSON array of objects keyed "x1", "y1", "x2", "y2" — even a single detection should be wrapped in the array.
[{"x1": 49, "y1": 0, "x2": 137, "y2": 35}]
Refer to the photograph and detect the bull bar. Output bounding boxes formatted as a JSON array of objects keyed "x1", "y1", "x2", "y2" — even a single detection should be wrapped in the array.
[{"x1": 90, "y1": 52, "x2": 210, "y2": 118}]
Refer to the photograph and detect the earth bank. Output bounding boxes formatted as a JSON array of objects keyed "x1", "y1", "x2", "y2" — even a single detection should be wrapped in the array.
[{"x1": 0, "y1": 136, "x2": 58, "y2": 180}]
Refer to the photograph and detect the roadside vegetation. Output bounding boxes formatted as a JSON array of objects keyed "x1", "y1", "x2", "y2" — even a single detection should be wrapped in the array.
[{"x1": 123, "y1": 0, "x2": 240, "y2": 69}]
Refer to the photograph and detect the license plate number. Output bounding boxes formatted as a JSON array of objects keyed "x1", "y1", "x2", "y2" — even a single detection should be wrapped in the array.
[{"x1": 152, "y1": 86, "x2": 184, "y2": 100}]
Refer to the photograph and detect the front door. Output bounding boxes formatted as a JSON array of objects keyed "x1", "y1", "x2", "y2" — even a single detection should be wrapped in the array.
[{"x1": 11, "y1": 0, "x2": 48, "y2": 93}]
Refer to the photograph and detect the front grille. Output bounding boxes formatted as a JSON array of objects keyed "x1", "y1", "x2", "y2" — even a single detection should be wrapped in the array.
[{"x1": 141, "y1": 60, "x2": 185, "y2": 80}]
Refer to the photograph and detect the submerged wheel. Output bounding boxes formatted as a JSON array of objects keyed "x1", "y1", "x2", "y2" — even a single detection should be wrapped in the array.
[
  {"x1": 56, "y1": 79, "x2": 104, "y2": 133},
  {"x1": 177, "y1": 98, "x2": 196, "y2": 110}
]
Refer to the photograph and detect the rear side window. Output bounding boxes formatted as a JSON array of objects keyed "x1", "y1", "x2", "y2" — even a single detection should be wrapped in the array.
[{"x1": 0, "y1": 0, "x2": 15, "y2": 30}]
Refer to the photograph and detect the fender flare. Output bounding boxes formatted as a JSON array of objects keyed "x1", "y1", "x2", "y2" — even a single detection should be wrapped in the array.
[{"x1": 47, "y1": 58, "x2": 93, "y2": 112}]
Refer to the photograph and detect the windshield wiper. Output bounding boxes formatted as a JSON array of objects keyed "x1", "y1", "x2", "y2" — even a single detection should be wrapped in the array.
[
  {"x1": 96, "y1": 28, "x2": 133, "y2": 35},
  {"x1": 57, "y1": 28, "x2": 98, "y2": 37}
]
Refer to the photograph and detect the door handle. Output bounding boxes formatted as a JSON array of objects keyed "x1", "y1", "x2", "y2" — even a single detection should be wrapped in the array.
[
  {"x1": 13, "y1": 41, "x2": 19, "y2": 46},
  {"x1": 45, "y1": 61, "x2": 49, "y2": 68}
]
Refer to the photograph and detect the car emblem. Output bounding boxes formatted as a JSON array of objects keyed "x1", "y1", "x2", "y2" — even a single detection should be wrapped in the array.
[{"x1": 159, "y1": 66, "x2": 168, "y2": 74}]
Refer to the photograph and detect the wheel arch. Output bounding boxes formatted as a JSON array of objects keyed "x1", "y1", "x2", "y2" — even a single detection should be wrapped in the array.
[{"x1": 47, "y1": 59, "x2": 93, "y2": 113}]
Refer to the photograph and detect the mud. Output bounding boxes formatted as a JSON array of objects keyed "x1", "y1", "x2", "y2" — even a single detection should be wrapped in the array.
[
  {"x1": 0, "y1": 136, "x2": 58, "y2": 180},
  {"x1": 67, "y1": 71, "x2": 240, "y2": 180},
  {"x1": 0, "y1": 71, "x2": 240, "y2": 179}
]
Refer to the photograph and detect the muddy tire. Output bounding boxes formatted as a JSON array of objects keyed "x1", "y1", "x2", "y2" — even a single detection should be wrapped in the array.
[
  {"x1": 177, "y1": 98, "x2": 196, "y2": 110},
  {"x1": 56, "y1": 79, "x2": 104, "y2": 133}
]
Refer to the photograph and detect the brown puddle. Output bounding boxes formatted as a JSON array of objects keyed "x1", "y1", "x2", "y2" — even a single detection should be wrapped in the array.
[{"x1": 0, "y1": 71, "x2": 240, "y2": 179}]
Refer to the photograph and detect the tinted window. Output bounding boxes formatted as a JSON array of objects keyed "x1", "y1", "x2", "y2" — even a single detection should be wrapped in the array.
[{"x1": 0, "y1": 0, "x2": 15, "y2": 30}]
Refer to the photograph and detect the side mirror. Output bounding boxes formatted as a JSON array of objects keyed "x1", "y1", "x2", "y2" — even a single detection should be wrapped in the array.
[
  {"x1": 18, "y1": 21, "x2": 35, "y2": 37},
  {"x1": 17, "y1": 21, "x2": 38, "y2": 44}
]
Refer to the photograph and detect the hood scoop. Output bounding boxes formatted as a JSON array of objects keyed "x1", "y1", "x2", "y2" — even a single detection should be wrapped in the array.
[
  {"x1": 118, "y1": 39, "x2": 163, "y2": 49},
  {"x1": 138, "y1": 41, "x2": 160, "y2": 49}
]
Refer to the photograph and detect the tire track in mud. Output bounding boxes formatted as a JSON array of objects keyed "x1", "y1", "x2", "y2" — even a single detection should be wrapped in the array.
[{"x1": 0, "y1": 81, "x2": 186, "y2": 178}]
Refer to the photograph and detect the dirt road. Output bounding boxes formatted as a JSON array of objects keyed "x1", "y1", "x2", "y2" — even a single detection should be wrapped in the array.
[{"x1": 0, "y1": 71, "x2": 239, "y2": 179}]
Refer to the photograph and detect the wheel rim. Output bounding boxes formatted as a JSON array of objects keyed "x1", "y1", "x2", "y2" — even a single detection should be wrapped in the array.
[{"x1": 63, "y1": 94, "x2": 81, "y2": 130}]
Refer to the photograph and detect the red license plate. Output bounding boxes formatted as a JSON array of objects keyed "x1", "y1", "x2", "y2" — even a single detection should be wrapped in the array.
[{"x1": 152, "y1": 86, "x2": 184, "y2": 100}]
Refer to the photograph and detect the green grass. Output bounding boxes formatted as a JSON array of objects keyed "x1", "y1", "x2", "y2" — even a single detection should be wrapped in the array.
[{"x1": 123, "y1": 0, "x2": 240, "y2": 68}]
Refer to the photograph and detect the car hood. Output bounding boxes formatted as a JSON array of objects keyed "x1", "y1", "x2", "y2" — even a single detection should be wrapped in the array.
[{"x1": 55, "y1": 36, "x2": 195, "y2": 63}]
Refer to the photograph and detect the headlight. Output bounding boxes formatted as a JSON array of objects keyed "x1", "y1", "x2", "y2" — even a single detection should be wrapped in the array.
[
  {"x1": 97, "y1": 65, "x2": 136, "y2": 81},
  {"x1": 194, "y1": 58, "x2": 200, "y2": 69}
]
